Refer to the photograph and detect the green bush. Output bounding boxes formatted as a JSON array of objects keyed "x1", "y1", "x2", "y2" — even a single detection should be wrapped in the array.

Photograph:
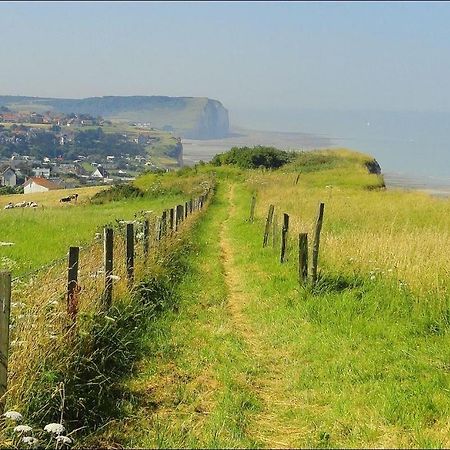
[
  {"x1": 90, "y1": 184, "x2": 144, "y2": 204},
  {"x1": 0, "y1": 185, "x2": 23, "y2": 195},
  {"x1": 212, "y1": 146, "x2": 293, "y2": 169}
]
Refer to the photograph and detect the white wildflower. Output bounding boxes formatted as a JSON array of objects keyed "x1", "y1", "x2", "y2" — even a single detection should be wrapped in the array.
[
  {"x1": 22, "y1": 436, "x2": 39, "y2": 447},
  {"x1": 44, "y1": 423, "x2": 65, "y2": 435},
  {"x1": 109, "y1": 275, "x2": 120, "y2": 281},
  {"x1": 3, "y1": 410, "x2": 22, "y2": 421},
  {"x1": 14, "y1": 425, "x2": 32, "y2": 433},
  {"x1": 56, "y1": 435, "x2": 72, "y2": 445}
]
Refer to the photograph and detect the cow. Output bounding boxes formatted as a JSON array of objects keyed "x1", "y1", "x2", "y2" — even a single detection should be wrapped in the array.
[{"x1": 60, "y1": 193, "x2": 79, "y2": 203}]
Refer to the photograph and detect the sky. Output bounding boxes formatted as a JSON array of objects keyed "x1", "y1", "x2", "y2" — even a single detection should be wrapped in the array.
[{"x1": 1, "y1": 1, "x2": 450, "y2": 116}]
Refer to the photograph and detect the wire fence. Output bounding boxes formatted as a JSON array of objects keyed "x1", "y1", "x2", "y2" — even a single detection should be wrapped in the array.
[{"x1": 0, "y1": 183, "x2": 214, "y2": 413}]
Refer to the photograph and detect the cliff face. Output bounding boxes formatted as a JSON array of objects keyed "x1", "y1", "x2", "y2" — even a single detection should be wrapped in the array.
[
  {"x1": 184, "y1": 99, "x2": 230, "y2": 139},
  {"x1": 0, "y1": 95, "x2": 230, "y2": 140},
  {"x1": 365, "y1": 159, "x2": 382, "y2": 174}
]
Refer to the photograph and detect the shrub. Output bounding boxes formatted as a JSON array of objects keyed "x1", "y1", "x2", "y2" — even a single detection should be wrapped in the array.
[
  {"x1": 212, "y1": 146, "x2": 293, "y2": 169},
  {"x1": 90, "y1": 184, "x2": 144, "y2": 204}
]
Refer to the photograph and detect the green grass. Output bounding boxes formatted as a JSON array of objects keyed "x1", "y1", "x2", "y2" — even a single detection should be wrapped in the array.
[
  {"x1": 89, "y1": 183, "x2": 262, "y2": 448},
  {"x1": 88, "y1": 150, "x2": 450, "y2": 448},
  {"x1": 224, "y1": 182, "x2": 450, "y2": 447},
  {"x1": 4, "y1": 148, "x2": 449, "y2": 448},
  {"x1": 0, "y1": 168, "x2": 214, "y2": 275},
  {"x1": 0, "y1": 195, "x2": 187, "y2": 275}
]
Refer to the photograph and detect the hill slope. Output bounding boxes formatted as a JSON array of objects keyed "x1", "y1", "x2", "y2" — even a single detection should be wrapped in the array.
[{"x1": 0, "y1": 95, "x2": 230, "y2": 139}]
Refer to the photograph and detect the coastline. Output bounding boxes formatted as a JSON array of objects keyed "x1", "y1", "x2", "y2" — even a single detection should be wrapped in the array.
[
  {"x1": 384, "y1": 172, "x2": 450, "y2": 198},
  {"x1": 181, "y1": 128, "x2": 450, "y2": 198}
]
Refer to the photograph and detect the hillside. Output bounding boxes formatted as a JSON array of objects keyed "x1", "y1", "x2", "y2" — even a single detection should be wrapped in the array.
[
  {"x1": 1, "y1": 148, "x2": 449, "y2": 448},
  {"x1": 0, "y1": 95, "x2": 230, "y2": 139}
]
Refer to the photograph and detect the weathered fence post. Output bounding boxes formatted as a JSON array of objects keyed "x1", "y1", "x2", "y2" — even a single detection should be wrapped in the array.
[
  {"x1": 103, "y1": 227, "x2": 114, "y2": 309},
  {"x1": 189, "y1": 199, "x2": 193, "y2": 214},
  {"x1": 272, "y1": 212, "x2": 278, "y2": 248},
  {"x1": 67, "y1": 246, "x2": 80, "y2": 323},
  {"x1": 143, "y1": 218, "x2": 150, "y2": 260},
  {"x1": 0, "y1": 272, "x2": 11, "y2": 413},
  {"x1": 176, "y1": 205, "x2": 183, "y2": 231},
  {"x1": 298, "y1": 233, "x2": 308, "y2": 285},
  {"x1": 249, "y1": 195, "x2": 256, "y2": 222},
  {"x1": 185, "y1": 201, "x2": 188, "y2": 219},
  {"x1": 280, "y1": 213, "x2": 289, "y2": 263},
  {"x1": 311, "y1": 202, "x2": 325, "y2": 286},
  {"x1": 169, "y1": 208, "x2": 175, "y2": 232},
  {"x1": 263, "y1": 204, "x2": 275, "y2": 248},
  {"x1": 126, "y1": 223, "x2": 134, "y2": 287},
  {"x1": 294, "y1": 173, "x2": 300, "y2": 185},
  {"x1": 161, "y1": 210, "x2": 167, "y2": 238}
]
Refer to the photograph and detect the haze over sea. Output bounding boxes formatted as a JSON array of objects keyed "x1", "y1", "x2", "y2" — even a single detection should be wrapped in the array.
[{"x1": 183, "y1": 108, "x2": 450, "y2": 196}]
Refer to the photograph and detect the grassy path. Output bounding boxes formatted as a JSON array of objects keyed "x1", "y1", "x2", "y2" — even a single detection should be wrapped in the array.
[
  {"x1": 220, "y1": 184, "x2": 307, "y2": 448},
  {"x1": 92, "y1": 182, "x2": 262, "y2": 448}
]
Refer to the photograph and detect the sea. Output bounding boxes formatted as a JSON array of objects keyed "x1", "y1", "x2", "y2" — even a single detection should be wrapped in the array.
[{"x1": 182, "y1": 109, "x2": 450, "y2": 196}]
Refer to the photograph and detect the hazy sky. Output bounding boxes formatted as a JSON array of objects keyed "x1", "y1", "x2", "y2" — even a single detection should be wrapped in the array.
[{"x1": 1, "y1": 1, "x2": 450, "y2": 115}]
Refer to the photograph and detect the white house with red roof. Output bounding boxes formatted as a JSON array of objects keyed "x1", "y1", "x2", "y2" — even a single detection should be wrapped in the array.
[{"x1": 23, "y1": 177, "x2": 60, "y2": 194}]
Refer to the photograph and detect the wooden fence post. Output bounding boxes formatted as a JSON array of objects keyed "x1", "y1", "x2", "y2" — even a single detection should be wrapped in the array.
[
  {"x1": 249, "y1": 195, "x2": 256, "y2": 222},
  {"x1": 294, "y1": 174, "x2": 300, "y2": 185},
  {"x1": 161, "y1": 210, "x2": 167, "y2": 238},
  {"x1": 126, "y1": 223, "x2": 134, "y2": 287},
  {"x1": 263, "y1": 204, "x2": 275, "y2": 247},
  {"x1": 0, "y1": 272, "x2": 11, "y2": 413},
  {"x1": 169, "y1": 208, "x2": 175, "y2": 232},
  {"x1": 189, "y1": 199, "x2": 193, "y2": 214},
  {"x1": 298, "y1": 233, "x2": 308, "y2": 285},
  {"x1": 103, "y1": 227, "x2": 113, "y2": 309},
  {"x1": 143, "y1": 219, "x2": 149, "y2": 260},
  {"x1": 185, "y1": 201, "x2": 188, "y2": 219},
  {"x1": 175, "y1": 205, "x2": 183, "y2": 231},
  {"x1": 67, "y1": 246, "x2": 79, "y2": 323},
  {"x1": 272, "y1": 212, "x2": 278, "y2": 248},
  {"x1": 280, "y1": 213, "x2": 289, "y2": 263},
  {"x1": 311, "y1": 202, "x2": 325, "y2": 286}
]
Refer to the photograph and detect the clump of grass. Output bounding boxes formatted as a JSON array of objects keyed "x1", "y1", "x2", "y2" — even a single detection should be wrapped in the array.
[{"x1": 90, "y1": 184, "x2": 144, "y2": 204}]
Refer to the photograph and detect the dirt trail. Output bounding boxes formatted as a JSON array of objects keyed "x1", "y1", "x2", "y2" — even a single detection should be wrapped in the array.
[
  {"x1": 219, "y1": 184, "x2": 305, "y2": 448},
  {"x1": 219, "y1": 185, "x2": 259, "y2": 347}
]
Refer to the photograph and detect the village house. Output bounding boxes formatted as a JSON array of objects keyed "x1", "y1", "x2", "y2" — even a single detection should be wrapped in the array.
[
  {"x1": 33, "y1": 167, "x2": 51, "y2": 178},
  {"x1": 91, "y1": 166, "x2": 109, "y2": 180},
  {"x1": 23, "y1": 177, "x2": 60, "y2": 194},
  {"x1": 1, "y1": 167, "x2": 16, "y2": 187}
]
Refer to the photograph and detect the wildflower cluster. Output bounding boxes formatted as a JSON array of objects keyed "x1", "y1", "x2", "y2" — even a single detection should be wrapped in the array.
[{"x1": 2, "y1": 410, "x2": 74, "y2": 449}]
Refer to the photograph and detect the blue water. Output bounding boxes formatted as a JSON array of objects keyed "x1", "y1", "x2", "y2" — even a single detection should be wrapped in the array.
[{"x1": 232, "y1": 109, "x2": 450, "y2": 184}]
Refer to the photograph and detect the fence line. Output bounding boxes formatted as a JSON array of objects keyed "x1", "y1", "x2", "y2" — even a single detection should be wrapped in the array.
[
  {"x1": 251, "y1": 195, "x2": 326, "y2": 287},
  {"x1": 1, "y1": 185, "x2": 214, "y2": 412}
]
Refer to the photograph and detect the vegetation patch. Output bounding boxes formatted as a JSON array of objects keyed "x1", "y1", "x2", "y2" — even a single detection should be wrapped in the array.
[
  {"x1": 212, "y1": 145, "x2": 294, "y2": 169},
  {"x1": 90, "y1": 183, "x2": 144, "y2": 204}
]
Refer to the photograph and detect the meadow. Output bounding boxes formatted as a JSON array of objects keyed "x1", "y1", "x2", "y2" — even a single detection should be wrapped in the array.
[
  {"x1": 2, "y1": 149, "x2": 450, "y2": 448},
  {"x1": 90, "y1": 149, "x2": 450, "y2": 448}
]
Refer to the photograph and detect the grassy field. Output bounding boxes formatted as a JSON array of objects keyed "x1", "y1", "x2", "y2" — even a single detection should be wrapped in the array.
[
  {"x1": 3, "y1": 149, "x2": 450, "y2": 448},
  {"x1": 0, "y1": 171, "x2": 211, "y2": 275},
  {"x1": 87, "y1": 149, "x2": 450, "y2": 448}
]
